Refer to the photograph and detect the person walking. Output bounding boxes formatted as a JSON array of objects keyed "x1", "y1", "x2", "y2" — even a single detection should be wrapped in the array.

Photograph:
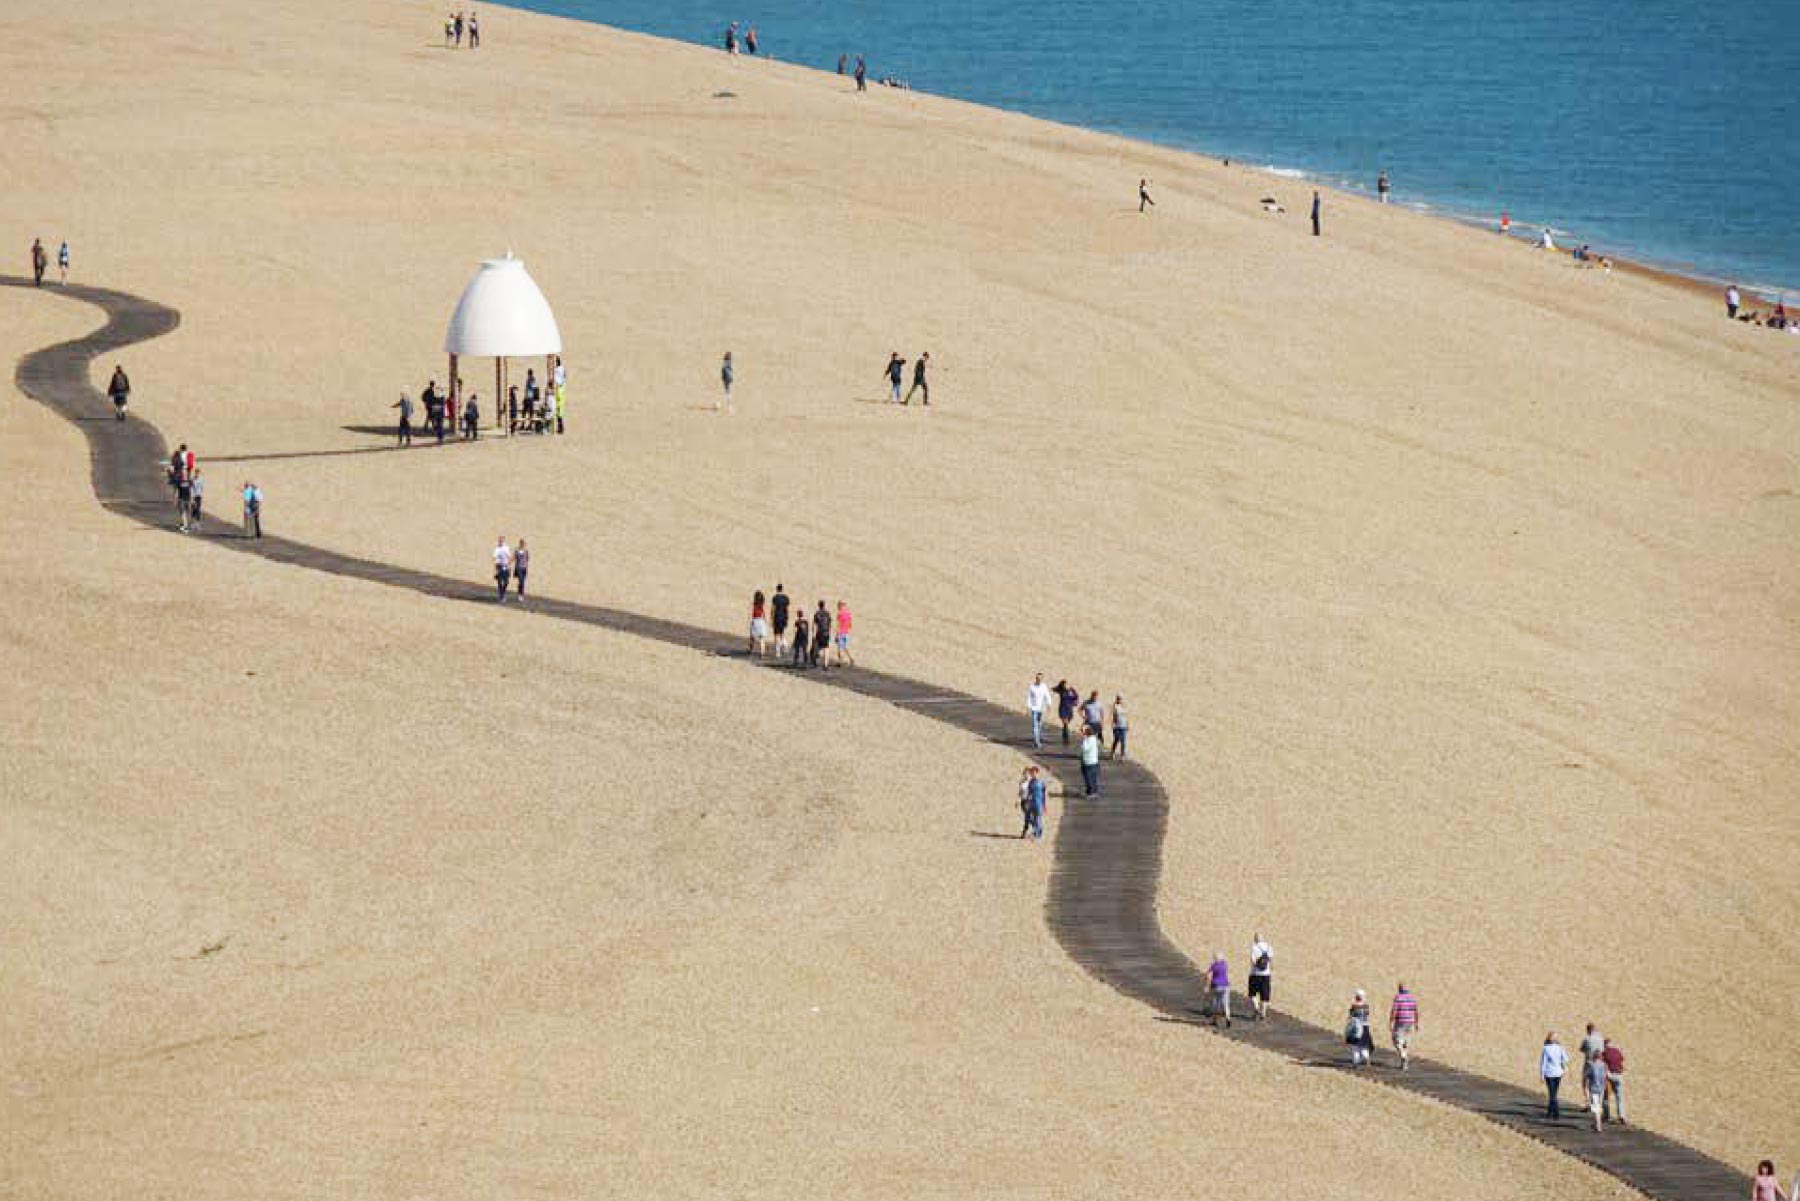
[
  {"x1": 1601, "y1": 1038, "x2": 1626, "y2": 1124},
  {"x1": 837, "y1": 53, "x2": 847, "y2": 76},
  {"x1": 467, "y1": 11, "x2": 479, "y2": 47},
  {"x1": 1054, "y1": 679, "x2": 1078, "y2": 745},
  {"x1": 554, "y1": 381, "x2": 566, "y2": 434},
  {"x1": 1078, "y1": 724, "x2": 1102, "y2": 798},
  {"x1": 1583, "y1": 1049, "x2": 1607, "y2": 1132},
  {"x1": 241, "y1": 481, "x2": 262, "y2": 538},
  {"x1": 1017, "y1": 767, "x2": 1035, "y2": 838},
  {"x1": 393, "y1": 392, "x2": 414, "y2": 446},
  {"x1": 31, "y1": 237, "x2": 47, "y2": 286},
  {"x1": 811, "y1": 600, "x2": 831, "y2": 669},
  {"x1": 904, "y1": 351, "x2": 930, "y2": 404},
  {"x1": 107, "y1": 365, "x2": 131, "y2": 421},
  {"x1": 1540, "y1": 1032, "x2": 1570, "y2": 1120},
  {"x1": 1021, "y1": 765, "x2": 1047, "y2": 841},
  {"x1": 453, "y1": 10, "x2": 464, "y2": 45},
  {"x1": 57, "y1": 240, "x2": 69, "y2": 284},
  {"x1": 791, "y1": 609, "x2": 811, "y2": 668},
  {"x1": 854, "y1": 55, "x2": 867, "y2": 92},
  {"x1": 1311, "y1": 190, "x2": 1322, "y2": 237},
  {"x1": 1377, "y1": 170, "x2": 1390, "y2": 203},
  {"x1": 170, "y1": 448, "x2": 193, "y2": 532},
  {"x1": 1726, "y1": 284, "x2": 1742, "y2": 319},
  {"x1": 719, "y1": 351, "x2": 734, "y2": 413},
  {"x1": 1026, "y1": 672, "x2": 1052, "y2": 748},
  {"x1": 771, "y1": 584, "x2": 791, "y2": 657},
  {"x1": 1108, "y1": 695, "x2": 1129, "y2": 758},
  {"x1": 1345, "y1": 990, "x2": 1375, "y2": 1066},
  {"x1": 1139, "y1": 178, "x2": 1155, "y2": 212},
  {"x1": 513, "y1": 538, "x2": 529, "y2": 599},
  {"x1": 833, "y1": 600, "x2": 854, "y2": 666},
  {"x1": 750, "y1": 589, "x2": 770, "y2": 656},
  {"x1": 1206, "y1": 953, "x2": 1232, "y2": 1028},
  {"x1": 463, "y1": 393, "x2": 480, "y2": 440},
  {"x1": 1080, "y1": 690, "x2": 1104, "y2": 736},
  {"x1": 492, "y1": 536, "x2": 513, "y2": 602},
  {"x1": 1579, "y1": 1022, "x2": 1605, "y2": 1066},
  {"x1": 1390, "y1": 983, "x2": 1419, "y2": 1069},
  {"x1": 1752, "y1": 1163, "x2": 1790, "y2": 1201},
  {"x1": 1247, "y1": 933, "x2": 1272, "y2": 1020},
  {"x1": 745, "y1": 26, "x2": 758, "y2": 55},
  {"x1": 884, "y1": 352, "x2": 905, "y2": 403},
  {"x1": 189, "y1": 470, "x2": 205, "y2": 524}
]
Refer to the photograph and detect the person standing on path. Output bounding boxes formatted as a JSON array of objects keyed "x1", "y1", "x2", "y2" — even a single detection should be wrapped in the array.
[
  {"x1": 771, "y1": 584, "x2": 791, "y2": 658},
  {"x1": 1579, "y1": 1022, "x2": 1605, "y2": 1067},
  {"x1": 107, "y1": 365, "x2": 130, "y2": 420},
  {"x1": 1108, "y1": 695, "x2": 1129, "y2": 758},
  {"x1": 811, "y1": 600, "x2": 831, "y2": 669},
  {"x1": 468, "y1": 11, "x2": 479, "y2": 48},
  {"x1": 453, "y1": 10, "x2": 463, "y2": 46},
  {"x1": 513, "y1": 539, "x2": 529, "y2": 599},
  {"x1": 1026, "y1": 672, "x2": 1052, "y2": 748},
  {"x1": 1025, "y1": 766, "x2": 1047, "y2": 840},
  {"x1": 884, "y1": 352, "x2": 905, "y2": 403},
  {"x1": 463, "y1": 393, "x2": 480, "y2": 440},
  {"x1": 57, "y1": 240, "x2": 69, "y2": 284},
  {"x1": 750, "y1": 589, "x2": 769, "y2": 656},
  {"x1": 171, "y1": 448, "x2": 193, "y2": 532},
  {"x1": 1079, "y1": 724, "x2": 1102, "y2": 797},
  {"x1": 791, "y1": 609, "x2": 811, "y2": 668},
  {"x1": 854, "y1": 56, "x2": 867, "y2": 92},
  {"x1": 492, "y1": 536, "x2": 513, "y2": 602},
  {"x1": 1054, "y1": 678, "x2": 1078, "y2": 745},
  {"x1": 904, "y1": 352, "x2": 930, "y2": 404},
  {"x1": 393, "y1": 392, "x2": 414, "y2": 446},
  {"x1": 1726, "y1": 284, "x2": 1742, "y2": 319},
  {"x1": 189, "y1": 470, "x2": 205, "y2": 524},
  {"x1": 1583, "y1": 1050, "x2": 1608, "y2": 1132},
  {"x1": 1080, "y1": 690, "x2": 1104, "y2": 736},
  {"x1": 1139, "y1": 178, "x2": 1155, "y2": 212},
  {"x1": 1346, "y1": 990, "x2": 1375, "y2": 1066},
  {"x1": 1390, "y1": 983, "x2": 1419, "y2": 1069},
  {"x1": 1601, "y1": 1038, "x2": 1626, "y2": 1124},
  {"x1": 1247, "y1": 933, "x2": 1272, "y2": 1020},
  {"x1": 1377, "y1": 170, "x2": 1390, "y2": 203},
  {"x1": 241, "y1": 481, "x2": 262, "y2": 538},
  {"x1": 1206, "y1": 953, "x2": 1232, "y2": 1028},
  {"x1": 31, "y1": 237, "x2": 47, "y2": 286},
  {"x1": 1311, "y1": 190, "x2": 1322, "y2": 237},
  {"x1": 1540, "y1": 1032, "x2": 1570, "y2": 1120},
  {"x1": 833, "y1": 599, "x2": 854, "y2": 665}
]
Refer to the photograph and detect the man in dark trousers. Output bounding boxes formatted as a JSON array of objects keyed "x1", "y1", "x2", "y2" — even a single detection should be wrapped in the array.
[
  {"x1": 1311, "y1": 190, "x2": 1322, "y2": 237},
  {"x1": 770, "y1": 584, "x2": 791, "y2": 657},
  {"x1": 904, "y1": 352, "x2": 930, "y2": 405},
  {"x1": 854, "y1": 56, "x2": 867, "y2": 92},
  {"x1": 1139, "y1": 178, "x2": 1155, "y2": 212},
  {"x1": 811, "y1": 601, "x2": 832, "y2": 669},
  {"x1": 30, "y1": 238, "x2": 47, "y2": 286}
]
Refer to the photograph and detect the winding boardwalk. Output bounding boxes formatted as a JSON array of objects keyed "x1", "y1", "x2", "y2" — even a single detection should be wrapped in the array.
[{"x1": 8, "y1": 275, "x2": 1747, "y2": 1200}]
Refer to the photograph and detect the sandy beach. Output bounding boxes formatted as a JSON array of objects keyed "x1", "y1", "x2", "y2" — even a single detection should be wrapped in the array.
[{"x1": 2, "y1": 0, "x2": 1797, "y2": 1196}]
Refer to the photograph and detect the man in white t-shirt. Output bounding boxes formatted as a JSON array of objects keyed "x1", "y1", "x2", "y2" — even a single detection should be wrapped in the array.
[
  {"x1": 492, "y1": 536, "x2": 513, "y2": 603},
  {"x1": 1026, "y1": 673, "x2": 1052, "y2": 749},
  {"x1": 1248, "y1": 933, "x2": 1273, "y2": 1020}
]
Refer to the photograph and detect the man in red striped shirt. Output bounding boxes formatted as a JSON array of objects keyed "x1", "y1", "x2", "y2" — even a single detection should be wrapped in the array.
[{"x1": 1390, "y1": 983, "x2": 1420, "y2": 1070}]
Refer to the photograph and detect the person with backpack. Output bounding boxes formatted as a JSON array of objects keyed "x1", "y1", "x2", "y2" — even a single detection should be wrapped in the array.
[
  {"x1": 770, "y1": 584, "x2": 791, "y2": 657},
  {"x1": 1345, "y1": 990, "x2": 1375, "y2": 1066},
  {"x1": 811, "y1": 601, "x2": 831, "y2": 669},
  {"x1": 790, "y1": 609, "x2": 811, "y2": 668},
  {"x1": 241, "y1": 482, "x2": 262, "y2": 538},
  {"x1": 1247, "y1": 933, "x2": 1273, "y2": 1020},
  {"x1": 107, "y1": 365, "x2": 130, "y2": 420}
]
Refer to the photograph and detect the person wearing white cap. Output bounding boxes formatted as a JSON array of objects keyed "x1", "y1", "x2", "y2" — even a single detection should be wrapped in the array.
[{"x1": 1345, "y1": 989, "x2": 1375, "y2": 1066}]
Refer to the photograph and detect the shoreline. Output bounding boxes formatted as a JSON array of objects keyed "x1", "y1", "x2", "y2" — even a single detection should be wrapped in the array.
[{"x1": 519, "y1": 4, "x2": 1795, "y2": 308}]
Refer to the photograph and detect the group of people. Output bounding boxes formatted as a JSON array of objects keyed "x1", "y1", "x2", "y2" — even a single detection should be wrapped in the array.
[
  {"x1": 29, "y1": 237, "x2": 69, "y2": 287},
  {"x1": 490, "y1": 535, "x2": 530, "y2": 601},
  {"x1": 723, "y1": 22, "x2": 759, "y2": 55},
  {"x1": 1023, "y1": 674, "x2": 1128, "y2": 801},
  {"x1": 1725, "y1": 285, "x2": 1795, "y2": 332},
  {"x1": 164, "y1": 442, "x2": 261, "y2": 537},
  {"x1": 883, "y1": 351, "x2": 930, "y2": 404},
  {"x1": 444, "y1": 10, "x2": 479, "y2": 48},
  {"x1": 397, "y1": 363, "x2": 566, "y2": 446},
  {"x1": 749, "y1": 586, "x2": 852, "y2": 670},
  {"x1": 1538, "y1": 1023, "x2": 1629, "y2": 1131}
]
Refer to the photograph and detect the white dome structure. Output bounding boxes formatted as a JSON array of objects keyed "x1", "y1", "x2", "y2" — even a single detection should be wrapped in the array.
[{"x1": 444, "y1": 254, "x2": 563, "y2": 357}]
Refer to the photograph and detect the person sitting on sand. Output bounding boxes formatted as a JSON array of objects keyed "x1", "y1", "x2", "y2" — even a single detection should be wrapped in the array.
[{"x1": 1539, "y1": 227, "x2": 1557, "y2": 251}]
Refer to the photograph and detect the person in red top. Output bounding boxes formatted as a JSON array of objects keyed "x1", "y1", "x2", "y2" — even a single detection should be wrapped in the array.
[
  {"x1": 1601, "y1": 1038, "x2": 1626, "y2": 1124},
  {"x1": 1389, "y1": 983, "x2": 1420, "y2": 1070},
  {"x1": 749, "y1": 589, "x2": 769, "y2": 657},
  {"x1": 833, "y1": 600, "x2": 854, "y2": 666}
]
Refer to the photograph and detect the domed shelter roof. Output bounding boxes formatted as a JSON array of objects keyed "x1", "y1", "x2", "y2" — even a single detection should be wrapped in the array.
[{"x1": 443, "y1": 254, "x2": 563, "y2": 357}]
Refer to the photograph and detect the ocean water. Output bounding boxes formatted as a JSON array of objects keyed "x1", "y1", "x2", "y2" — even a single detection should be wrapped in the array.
[{"x1": 514, "y1": 0, "x2": 1800, "y2": 296}]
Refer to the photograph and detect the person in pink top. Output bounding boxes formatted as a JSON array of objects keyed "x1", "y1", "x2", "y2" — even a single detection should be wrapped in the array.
[
  {"x1": 1751, "y1": 1161, "x2": 1787, "y2": 1201},
  {"x1": 833, "y1": 600, "x2": 855, "y2": 666}
]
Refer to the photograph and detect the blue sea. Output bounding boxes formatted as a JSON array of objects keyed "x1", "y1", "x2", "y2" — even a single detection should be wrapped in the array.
[{"x1": 516, "y1": 0, "x2": 1800, "y2": 297}]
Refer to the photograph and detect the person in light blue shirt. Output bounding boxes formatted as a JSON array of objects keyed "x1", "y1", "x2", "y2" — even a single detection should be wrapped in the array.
[{"x1": 1539, "y1": 1032, "x2": 1570, "y2": 1120}]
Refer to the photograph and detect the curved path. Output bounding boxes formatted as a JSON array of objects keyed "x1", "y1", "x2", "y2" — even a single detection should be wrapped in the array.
[{"x1": 8, "y1": 275, "x2": 1747, "y2": 1201}]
